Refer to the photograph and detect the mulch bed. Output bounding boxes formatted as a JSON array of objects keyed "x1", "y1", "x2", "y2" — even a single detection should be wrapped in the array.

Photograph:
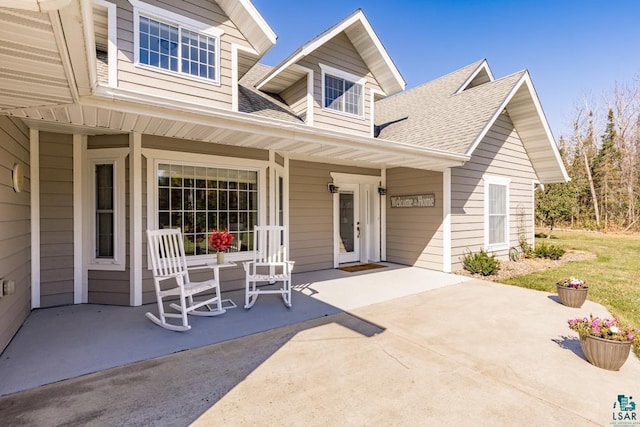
[{"x1": 455, "y1": 250, "x2": 597, "y2": 282}]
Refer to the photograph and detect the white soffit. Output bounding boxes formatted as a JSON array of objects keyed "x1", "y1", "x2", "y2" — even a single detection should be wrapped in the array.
[
  {"x1": 467, "y1": 72, "x2": 569, "y2": 184},
  {"x1": 216, "y1": 0, "x2": 276, "y2": 56},
  {"x1": 0, "y1": 8, "x2": 74, "y2": 111},
  {"x1": 257, "y1": 9, "x2": 405, "y2": 95}
]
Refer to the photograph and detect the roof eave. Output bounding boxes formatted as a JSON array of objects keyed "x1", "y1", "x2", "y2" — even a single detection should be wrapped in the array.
[
  {"x1": 257, "y1": 9, "x2": 405, "y2": 95},
  {"x1": 216, "y1": 0, "x2": 276, "y2": 56},
  {"x1": 466, "y1": 72, "x2": 569, "y2": 184}
]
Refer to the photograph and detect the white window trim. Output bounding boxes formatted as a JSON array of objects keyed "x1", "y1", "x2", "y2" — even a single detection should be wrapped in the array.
[
  {"x1": 131, "y1": 0, "x2": 224, "y2": 85},
  {"x1": 93, "y1": 0, "x2": 118, "y2": 88},
  {"x1": 319, "y1": 63, "x2": 366, "y2": 120},
  {"x1": 86, "y1": 148, "x2": 128, "y2": 271},
  {"x1": 483, "y1": 174, "x2": 511, "y2": 252},
  {"x1": 143, "y1": 148, "x2": 268, "y2": 267}
]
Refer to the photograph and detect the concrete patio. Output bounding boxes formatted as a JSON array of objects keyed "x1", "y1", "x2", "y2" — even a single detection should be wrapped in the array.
[{"x1": 1, "y1": 265, "x2": 639, "y2": 426}]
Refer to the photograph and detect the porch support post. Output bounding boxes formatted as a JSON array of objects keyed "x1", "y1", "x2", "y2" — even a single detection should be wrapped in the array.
[
  {"x1": 283, "y1": 155, "x2": 290, "y2": 246},
  {"x1": 130, "y1": 132, "x2": 142, "y2": 306},
  {"x1": 269, "y1": 150, "x2": 275, "y2": 225},
  {"x1": 73, "y1": 134, "x2": 87, "y2": 303},
  {"x1": 30, "y1": 129, "x2": 40, "y2": 309},
  {"x1": 380, "y1": 168, "x2": 386, "y2": 261},
  {"x1": 443, "y1": 168, "x2": 452, "y2": 273}
]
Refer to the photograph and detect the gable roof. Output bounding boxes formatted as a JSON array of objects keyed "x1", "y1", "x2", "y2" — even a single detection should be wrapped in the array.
[
  {"x1": 256, "y1": 9, "x2": 405, "y2": 96},
  {"x1": 375, "y1": 60, "x2": 569, "y2": 183}
]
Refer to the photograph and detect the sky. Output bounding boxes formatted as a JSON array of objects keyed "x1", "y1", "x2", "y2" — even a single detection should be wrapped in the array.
[{"x1": 251, "y1": 0, "x2": 640, "y2": 140}]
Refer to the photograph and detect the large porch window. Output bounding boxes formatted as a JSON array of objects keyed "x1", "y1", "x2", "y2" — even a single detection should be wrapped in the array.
[{"x1": 157, "y1": 163, "x2": 258, "y2": 256}]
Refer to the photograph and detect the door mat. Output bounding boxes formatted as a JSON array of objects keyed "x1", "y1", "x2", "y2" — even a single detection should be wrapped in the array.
[{"x1": 338, "y1": 263, "x2": 387, "y2": 273}]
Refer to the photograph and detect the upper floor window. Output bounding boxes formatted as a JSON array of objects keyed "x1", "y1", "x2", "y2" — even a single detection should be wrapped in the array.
[
  {"x1": 320, "y1": 63, "x2": 365, "y2": 118},
  {"x1": 132, "y1": 0, "x2": 223, "y2": 84},
  {"x1": 484, "y1": 175, "x2": 511, "y2": 251}
]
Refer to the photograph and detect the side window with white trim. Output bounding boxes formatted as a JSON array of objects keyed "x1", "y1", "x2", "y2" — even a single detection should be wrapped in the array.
[
  {"x1": 484, "y1": 175, "x2": 510, "y2": 251},
  {"x1": 87, "y1": 150, "x2": 127, "y2": 270}
]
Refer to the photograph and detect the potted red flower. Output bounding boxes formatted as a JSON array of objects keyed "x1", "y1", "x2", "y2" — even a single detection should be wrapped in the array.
[{"x1": 209, "y1": 229, "x2": 234, "y2": 264}]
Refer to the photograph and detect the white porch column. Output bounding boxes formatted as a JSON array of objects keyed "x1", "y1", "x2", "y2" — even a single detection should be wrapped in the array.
[
  {"x1": 269, "y1": 150, "x2": 276, "y2": 225},
  {"x1": 73, "y1": 134, "x2": 87, "y2": 303},
  {"x1": 443, "y1": 168, "x2": 452, "y2": 273},
  {"x1": 130, "y1": 132, "x2": 142, "y2": 306},
  {"x1": 29, "y1": 129, "x2": 40, "y2": 309},
  {"x1": 380, "y1": 168, "x2": 386, "y2": 261}
]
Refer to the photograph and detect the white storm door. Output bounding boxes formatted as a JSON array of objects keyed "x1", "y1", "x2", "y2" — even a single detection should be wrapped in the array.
[{"x1": 337, "y1": 185, "x2": 360, "y2": 264}]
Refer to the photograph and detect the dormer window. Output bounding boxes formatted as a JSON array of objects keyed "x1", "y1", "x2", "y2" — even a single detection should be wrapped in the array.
[
  {"x1": 132, "y1": 0, "x2": 223, "y2": 84},
  {"x1": 320, "y1": 63, "x2": 365, "y2": 118}
]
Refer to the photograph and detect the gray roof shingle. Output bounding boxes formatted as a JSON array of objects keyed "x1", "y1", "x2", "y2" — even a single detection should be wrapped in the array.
[
  {"x1": 375, "y1": 60, "x2": 526, "y2": 155},
  {"x1": 238, "y1": 63, "x2": 304, "y2": 123}
]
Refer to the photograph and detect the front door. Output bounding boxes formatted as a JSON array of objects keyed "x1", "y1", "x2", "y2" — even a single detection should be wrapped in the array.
[{"x1": 337, "y1": 185, "x2": 360, "y2": 264}]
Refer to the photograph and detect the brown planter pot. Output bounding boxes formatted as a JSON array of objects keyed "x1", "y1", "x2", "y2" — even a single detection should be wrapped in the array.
[
  {"x1": 556, "y1": 285, "x2": 588, "y2": 308},
  {"x1": 579, "y1": 335, "x2": 632, "y2": 371}
]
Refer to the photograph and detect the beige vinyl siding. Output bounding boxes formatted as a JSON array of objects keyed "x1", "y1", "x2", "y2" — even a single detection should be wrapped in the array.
[
  {"x1": 39, "y1": 132, "x2": 74, "y2": 307},
  {"x1": 0, "y1": 117, "x2": 31, "y2": 354},
  {"x1": 295, "y1": 32, "x2": 381, "y2": 136},
  {"x1": 289, "y1": 160, "x2": 379, "y2": 272},
  {"x1": 386, "y1": 168, "x2": 443, "y2": 270},
  {"x1": 280, "y1": 76, "x2": 308, "y2": 122},
  {"x1": 114, "y1": 0, "x2": 253, "y2": 110},
  {"x1": 450, "y1": 113, "x2": 537, "y2": 270}
]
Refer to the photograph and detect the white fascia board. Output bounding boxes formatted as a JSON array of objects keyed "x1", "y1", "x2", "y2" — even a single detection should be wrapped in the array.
[
  {"x1": 234, "y1": 0, "x2": 277, "y2": 45},
  {"x1": 355, "y1": 9, "x2": 405, "y2": 92},
  {"x1": 454, "y1": 59, "x2": 495, "y2": 94},
  {"x1": 257, "y1": 9, "x2": 405, "y2": 94},
  {"x1": 465, "y1": 72, "x2": 569, "y2": 183},
  {"x1": 519, "y1": 73, "x2": 570, "y2": 183},
  {"x1": 217, "y1": 0, "x2": 276, "y2": 54},
  {"x1": 93, "y1": 0, "x2": 118, "y2": 88},
  {"x1": 85, "y1": 86, "x2": 470, "y2": 165}
]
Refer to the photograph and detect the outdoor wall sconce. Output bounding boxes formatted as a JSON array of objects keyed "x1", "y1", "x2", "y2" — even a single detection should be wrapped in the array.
[
  {"x1": 328, "y1": 183, "x2": 339, "y2": 193},
  {"x1": 378, "y1": 186, "x2": 387, "y2": 195}
]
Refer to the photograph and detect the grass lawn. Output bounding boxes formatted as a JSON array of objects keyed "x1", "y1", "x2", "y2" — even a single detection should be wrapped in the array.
[{"x1": 501, "y1": 230, "x2": 640, "y2": 353}]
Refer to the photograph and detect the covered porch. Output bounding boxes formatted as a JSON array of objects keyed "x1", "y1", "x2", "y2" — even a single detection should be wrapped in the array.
[{"x1": 0, "y1": 264, "x2": 469, "y2": 396}]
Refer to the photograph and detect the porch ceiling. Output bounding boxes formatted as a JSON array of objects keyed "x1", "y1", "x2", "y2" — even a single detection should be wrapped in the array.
[{"x1": 11, "y1": 101, "x2": 468, "y2": 171}]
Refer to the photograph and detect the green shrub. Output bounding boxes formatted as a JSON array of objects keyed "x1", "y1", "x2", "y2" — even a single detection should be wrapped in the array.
[
  {"x1": 462, "y1": 249, "x2": 501, "y2": 276},
  {"x1": 534, "y1": 242, "x2": 566, "y2": 260}
]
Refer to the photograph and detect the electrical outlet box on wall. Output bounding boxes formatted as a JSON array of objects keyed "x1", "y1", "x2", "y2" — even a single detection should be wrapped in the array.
[{"x1": 3, "y1": 279, "x2": 16, "y2": 296}]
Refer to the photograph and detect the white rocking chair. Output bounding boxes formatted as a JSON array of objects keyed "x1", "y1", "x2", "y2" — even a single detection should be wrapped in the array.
[
  {"x1": 146, "y1": 229, "x2": 225, "y2": 331},
  {"x1": 243, "y1": 225, "x2": 295, "y2": 309}
]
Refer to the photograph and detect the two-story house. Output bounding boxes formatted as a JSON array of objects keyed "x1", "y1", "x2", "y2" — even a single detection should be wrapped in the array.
[{"x1": 0, "y1": 0, "x2": 568, "y2": 354}]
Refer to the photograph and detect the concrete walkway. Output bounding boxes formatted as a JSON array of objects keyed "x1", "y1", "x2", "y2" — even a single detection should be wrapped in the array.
[{"x1": 1, "y1": 278, "x2": 638, "y2": 426}]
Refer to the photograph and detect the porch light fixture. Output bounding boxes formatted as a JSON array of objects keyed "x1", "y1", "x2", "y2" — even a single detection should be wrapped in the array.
[
  {"x1": 328, "y1": 183, "x2": 339, "y2": 193},
  {"x1": 377, "y1": 186, "x2": 387, "y2": 195}
]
